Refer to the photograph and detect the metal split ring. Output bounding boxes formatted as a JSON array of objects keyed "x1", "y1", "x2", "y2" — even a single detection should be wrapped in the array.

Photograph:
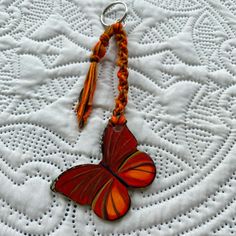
[{"x1": 100, "y1": 1, "x2": 128, "y2": 27}]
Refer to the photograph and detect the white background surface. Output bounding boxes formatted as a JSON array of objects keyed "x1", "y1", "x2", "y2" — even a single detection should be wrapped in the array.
[{"x1": 0, "y1": 0, "x2": 236, "y2": 235}]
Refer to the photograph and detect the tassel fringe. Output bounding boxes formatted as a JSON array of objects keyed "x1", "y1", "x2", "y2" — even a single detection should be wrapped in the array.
[{"x1": 75, "y1": 62, "x2": 97, "y2": 128}]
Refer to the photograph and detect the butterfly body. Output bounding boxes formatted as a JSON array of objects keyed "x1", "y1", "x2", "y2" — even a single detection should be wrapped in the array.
[
  {"x1": 99, "y1": 162, "x2": 129, "y2": 188},
  {"x1": 52, "y1": 122, "x2": 156, "y2": 221}
]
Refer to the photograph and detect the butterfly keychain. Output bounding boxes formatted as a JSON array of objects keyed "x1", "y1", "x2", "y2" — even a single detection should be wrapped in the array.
[{"x1": 51, "y1": 1, "x2": 156, "y2": 221}]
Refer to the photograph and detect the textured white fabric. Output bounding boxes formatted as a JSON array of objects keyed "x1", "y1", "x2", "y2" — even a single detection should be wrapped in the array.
[{"x1": 0, "y1": 0, "x2": 236, "y2": 235}]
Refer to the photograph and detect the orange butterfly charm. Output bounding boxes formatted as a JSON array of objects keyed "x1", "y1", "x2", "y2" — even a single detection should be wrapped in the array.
[{"x1": 51, "y1": 122, "x2": 156, "y2": 221}]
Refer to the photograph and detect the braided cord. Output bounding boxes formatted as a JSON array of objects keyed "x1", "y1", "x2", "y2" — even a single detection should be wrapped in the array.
[{"x1": 75, "y1": 22, "x2": 129, "y2": 127}]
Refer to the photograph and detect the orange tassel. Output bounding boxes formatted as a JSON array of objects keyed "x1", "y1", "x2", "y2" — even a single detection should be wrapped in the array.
[{"x1": 75, "y1": 62, "x2": 98, "y2": 128}]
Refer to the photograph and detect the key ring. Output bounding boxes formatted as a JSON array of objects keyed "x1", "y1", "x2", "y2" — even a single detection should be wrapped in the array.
[{"x1": 100, "y1": 1, "x2": 128, "y2": 27}]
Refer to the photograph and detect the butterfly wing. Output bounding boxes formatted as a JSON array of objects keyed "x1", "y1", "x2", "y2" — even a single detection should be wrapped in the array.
[
  {"x1": 118, "y1": 151, "x2": 156, "y2": 188},
  {"x1": 102, "y1": 122, "x2": 138, "y2": 171},
  {"x1": 52, "y1": 164, "x2": 130, "y2": 221},
  {"x1": 92, "y1": 177, "x2": 130, "y2": 221},
  {"x1": 51, "y1": 164, "x2": 110, "y2": 205}
]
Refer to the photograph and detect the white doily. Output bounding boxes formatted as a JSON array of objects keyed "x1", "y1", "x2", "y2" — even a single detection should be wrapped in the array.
[{"x1": 0, "y1": 0, "x2": 236, "y2": 235}]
